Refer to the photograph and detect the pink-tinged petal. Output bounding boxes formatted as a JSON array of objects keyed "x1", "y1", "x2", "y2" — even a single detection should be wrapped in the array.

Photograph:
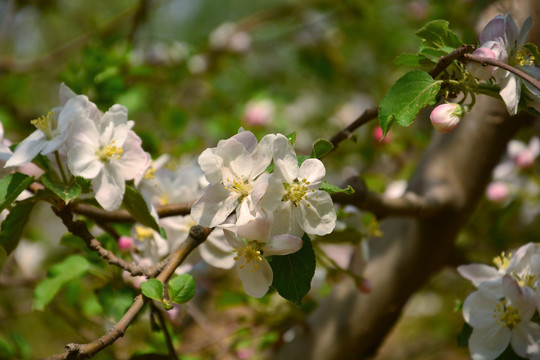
[
  {"x1": 114, "y1": 131, "x2": 150, "y2": 180},
  {"x1": 457, "y1": 264, "x2": 501, "y2": 286},
  {"x1": 498, "y1": 72, "x2": 521, "y2": 115},
  {"x1": 504, "y1": 15, "x2": 519, "y2": 49},
  {"x1": 265, "y1": 234, "x2": 302, "y2": 256},
  {"x1": 251, "y1": 134, "x2": 275, "y2": 177},
  {"x1": 5, "y1": 131, "x2": 47, "y2": 167},
  {"x1": 462, "y1": 290, "x2": 500, "y2": 328},
  {"x1": 236, "y1": 258, "x2": 272, "y2": 298},
  {"x1": 199, "y1": 231, "x2": 235, "y2": 269},
  {"x1": 198, "y1": 147, "x2": 223, "y2": 184},
  {"x1": 67, "y1": 145, "x2": 102, "y2": 179},
  {"x1": 299, "y1": 158, "x2": 325, "y2": 188},
  {"x1": 297, "y1": 190, "x2": 336, "y2": 236},
  {"x1": 93, "y1": 164, "x2": 125, "y2": 211},
  {"x1": 59, "y1": 83, "x2": 77, "y2": 105},
  {"x1": 511, "y1": 322, "x2": 540, "y2": 359},
  {"x1": 479, "y1": 15, "x2": 506, "y2": 44},
  {"x1": 190, "y1": 184, "x2": 239, "y2": 227},
  {"x1": 468, "y1": 325, "x2": 511, "y2": 360},
  {"x1": 272, "y1": 134, "x2": 298, "y2": 183},
  {"x1": 231, "y1": 130, "x2": 257, "y2": 153},
  {"x1": 103, "y1": 104, "x2": 129, "y2": 128},
  {"x1": 237, "y1": 210, "x2": 272, "y2": 241},
  {"x1": 503, "y1": 275, "x2": 536, "y2": 321}
]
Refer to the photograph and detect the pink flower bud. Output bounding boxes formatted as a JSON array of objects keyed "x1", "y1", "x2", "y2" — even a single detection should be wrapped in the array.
[
  {"x1": 514, "y1": 149, "x2": 535, "y2": 169},
  {"x1": 485, "y1": 181, "x2": 510, "y2": 203},
  {"x1": 430, "y1": 103, "x2": 464, "y2": 133},
  {"x1": 466, "y1": 46, "x2": 498, "y2": 80},
  {"x1": 118, "y1": 236, "x2": 133, "y2": 251},
  {"x1": 242, "y1": 99, "x2": 275, "y2": 126},
  {"x1": 372, "y1": 125, "x2": 392, "y2": 145}
]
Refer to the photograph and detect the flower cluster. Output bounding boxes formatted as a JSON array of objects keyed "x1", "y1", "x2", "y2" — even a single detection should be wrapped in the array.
[
  {"x1": 458, "y1": 243, "x2": 540, "y2": 359},
  {"x1": 467, "y1": 14, "x2": 540, "y2": 115},
  {"x1": 189, "y1": 131, "x2": 337, "y2": 297},
  {"x1": 4, "y1": 84, "x2": 151, "y2": 211}
]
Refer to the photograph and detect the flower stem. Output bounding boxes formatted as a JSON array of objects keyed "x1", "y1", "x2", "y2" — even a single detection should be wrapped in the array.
[{"x1": 54, "y1": 150, "x2": 68, "y2": 184}]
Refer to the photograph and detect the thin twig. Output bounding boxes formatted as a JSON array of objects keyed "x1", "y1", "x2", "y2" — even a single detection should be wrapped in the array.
[
  {"x1": 43, "y1": 225, "x2": 210, "y2": 360},
  {"x1": 463, "y1": 53, "x2": 540, "y2": 91},
  {"x1": 151, "y1": 302, "x2": 178, "y2": 360},
  {"x1": 73, "y1": 202, "x2": 191, "y2": 222}
]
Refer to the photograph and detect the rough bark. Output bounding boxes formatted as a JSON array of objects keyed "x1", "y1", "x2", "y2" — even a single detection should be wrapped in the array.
[{"x1": 273, "y1": 2, "x2": 539, "y2": 358}]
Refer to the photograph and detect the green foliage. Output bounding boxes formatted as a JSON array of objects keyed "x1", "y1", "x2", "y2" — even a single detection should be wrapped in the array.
[
  {"x1": 0, "y1": 201, "x2": 35, "y2": 255},
  {"x1": 311, "y1": 138, "x2": 334, "y2": 158},
  {"x1": 0, "y1": 172, "x2": 33, "y2": 213},
  {"x1": 33, "y1": 255, "x2": 91, "y2": 311},
  {"x1": 97, "y1": 285, "x2": 137, "y2": 322},
  {"x1": 271, "y1": 234, "x2": 316, "y2": 306},
  {"x1": 40, "y1": 173, "x2": 82, "y2": 203},
  {"x1": 320, "y1": 180, "x2": 355, "y2": 195},
  {"x1": 122, "y1": 185, "x2": 159, "y2": 231},
  {"x1": 141, "y1": 279, "x2": 163, "y2": 302},
  {"x1": 168, "y1": 274, "x2": 196, "y2": 304},
  {"x1": 379, "y1": 70, "x2": 441, "y2": 135},
  {"x1": 415, "y1": 19, "x2": 463, "y2": 53}
]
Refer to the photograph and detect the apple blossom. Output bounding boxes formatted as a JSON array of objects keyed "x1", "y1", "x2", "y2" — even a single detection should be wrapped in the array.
[
  {"x1": 191, "y1": 131, "x2": 275, "y2": 227},
  {"x1": 485, "y1": 181, "x2": 510, "y2": 203},
  {"x1": 67, "y1": 104, "x2": 150, "y2": 211},
  {"x1": 260, "y1": 134, "x2": 336, "y2": 236},
  {"x1": 429, "y1": 103, "x2": 464, "y2": 133},
  {"x1": 223, "y1": 210, "x2": 303, "y2": 298},
  {"x1": 466, "y1": 45, "x2": 499, "y2": 80},
  {"x1": 463, "y1": 275, "x2": 540, "y2": 360}
]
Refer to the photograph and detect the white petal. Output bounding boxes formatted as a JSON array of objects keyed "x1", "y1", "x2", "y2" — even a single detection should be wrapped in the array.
[
  {"x1": 114, "y1": 131, "x2": 150, "y2": 180},
  {"x1": 199, "y1": 231, "x2": 235, "y2": 269},
  {"x1": 68, "y1": 145, "x2": 102, "y2": 179},
  {"x1": 68, "y1": 117, "x2": 100, "y2": 148},
  {"x1": 93, "y1": 164, "x2": 125, "y2": 211},
  {"x1": 231, "y1": 130, "x2": 257, "y2": 153},
  {"x1": 498, "y1": 72, "x2": 521, "y2": 115},
  {"x1": 462, "y1": 290, "x2": 500, "y2": 328},
  {"x1": 259, "y1": 176, "x2": 286, "y2": 211},
  {"x1": 237, "y1": 210, "x2": 272, "y2": 241},
  {"x1": 479, "y1": 15, "x2": 506, "y2": 44},
  {"x1": 503, "y1": 275, "x2": 536, "y2": 321},
  {"x1": 250, "y1": 134, "x2": 275, "y2": 177},
  {"x1": 190, "y1": 184, "x2": 239, "y2": 227},
  {"x1": 457, "y1": 264, "x2": 501, "y2": 286},
  {"x1": 299, "y1": 158, "x2": 325, "y2": 188},
  {"x1": 219, "y1": 139, "x2": 253, "y2": 179},
  {"x1": 265, "y1": 234, "x2": 302, "y2": 256},
  {"x1": 272, "y1": 134, "x2": 298, "y2": 183},
  {"x1": 5, "y1": 131, "x2": 47, "y2": 167},
  {"x1": 59, "y1": 83, "x2": 77, "y2": 105},
  {"x1": 198, "y1": 147, "x2": 222, "y2": 184},
  {"x1": 468, "y1": 325, "x2": 511, "y2": 360},
  {"x1": 236, "y1": 258, "x2": 272, "y2": 298},
  {"x1": 297, "y1": 190, "x2": 336, "y2": 236},
  {"x1": 511, "y1": 322, "x2": 540, "y2": 359}
]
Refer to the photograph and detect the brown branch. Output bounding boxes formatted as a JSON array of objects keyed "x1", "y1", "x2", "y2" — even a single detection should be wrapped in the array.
[
  {"x1": 463, "y1": 53, "x2": 540, "y2": 91},
  {"x1": 73, "y1": 202, "x2": 191, "y2": 222},
  {"x1": 43, "y1": 225, "x2": 209, "y2": 360},
  {"x1": 428, "y1": 44, "x2": 476, "y2": 78}
]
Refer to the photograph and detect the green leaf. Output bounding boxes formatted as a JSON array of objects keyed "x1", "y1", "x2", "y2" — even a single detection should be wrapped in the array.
[
  {"x1": 457, "y1": 322, "x2": 472, "y2": 348},
  {"x1": 33, "y1": 255, "x2": 90, "y2": 311},
  {"x1": 0, "y1": 172, "x2": 33, "y2": 212},
  {"x1": 415, "y1": 19, "x2": 462, "y2": 50},
  {"x1": 286, "y1": 131, "x2": 297, "y2": 146},
  {"x1": 395, "y1": 53, "x2": 429, "y2": 67},
  {"x1": 0, "y1": 201, "x2": 35, "y2": 255},
  {"x1": 141, "y1": 278, "x2": 163, "y2": 302},
  {"x1": 379, "y1": 70, "x2": 441, "y2": 135},
  {"x1": 123, "y1": 185, "x2": 159, "y2": 231},
  {"x1": 40, "y1": 173, "x2": 82, "y2": 203},
  {"x1": 168, "y1": 274, "x2": 195, "y2": 304},
  {"x1": 0, "y1": 246, "x2": 7, "y2": 271},
  {"x1": 319, "y1": 180, "x2": 355, "y2": 195},
  {"x1": 310, "y1": 138, "x2": 334, "y2": 158},
  {"x1": 271, "y1": 234, "x2": 316, "y2": 306}
]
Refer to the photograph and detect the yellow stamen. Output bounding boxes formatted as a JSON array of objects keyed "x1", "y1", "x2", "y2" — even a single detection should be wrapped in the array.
[
  {"x1": 493, "y1": 251, "x2": 512, "y2": 271},
  {"x1": 494, "y1": 299, "x2": 520, "y2": 329},
  {"x1": 233, "y1": 240, "x2": 264, "y2": 272},
  {"x1": 135, "y1": 225, "x2": 154, "y2": 241},
  {"x1": 30, "y1": 111, "x2": 56, "y2": 139},
  {"x1": 224, "y1": 175, "x2": 252, "y2": 200},
  {"x1": 97, "y1": 140, "x2": 123, "y2": 162},
  {"x1": 282, "y1": 178, "x2": 310, "y2": 206}
]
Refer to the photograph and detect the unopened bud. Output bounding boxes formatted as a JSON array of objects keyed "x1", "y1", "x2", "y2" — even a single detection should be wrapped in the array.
[
  {"x1": 430, "y1": 103, "x2": 464, "y2": 133},
  {"x1": 466, "y1": 42, "x2": 500, "y2": 80},
  {"x1": 485, "y1": 181, "x2": 510, "y2": 203},
  {"x1": 514, "y1": 149, "x2": 535, "y2": 169},
  {"x1": 118, "y1": 236, "x2": 133, "y2": 251},
  {"x1": 372, "y1": 125, "x2": 392, "y2": 145}
]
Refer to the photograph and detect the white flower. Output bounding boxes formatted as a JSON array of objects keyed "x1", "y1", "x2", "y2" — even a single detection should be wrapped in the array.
[
  {"x1": 463, "y1": 275, "x2": 540, "y2": 360},
  {"x1": 260, "y1": 134, "x2": 336, "y2": 236},
  {"x1": 5, "y1": 95, "x2": 95, "y2": 168},
  {"x1": 67, "y1": 104, "x2": 150, "y2": 211},
  {"x1": 191, "y1": 131, "x2": 275, "y2": 227},
  {"x1": 476, "y1": 14, "x2": 539, "y2": 115},
  {"x1": 223, "y1": 210, "x2": 303, "y2": 297}
]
